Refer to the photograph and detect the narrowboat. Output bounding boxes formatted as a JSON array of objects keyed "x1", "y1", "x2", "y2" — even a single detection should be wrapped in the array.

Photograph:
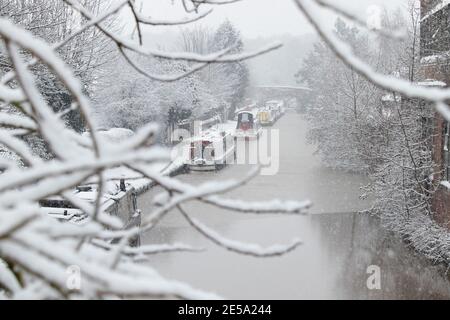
[
  {"x1": 234, "y1": 110, "x2": 262, "y2": 140},
  {"x1": 257, "y1": 109, "x2": 275, "y2": 126},
  {"x1": 186, "y1": 131, "x2": 236, "y2": 171}
]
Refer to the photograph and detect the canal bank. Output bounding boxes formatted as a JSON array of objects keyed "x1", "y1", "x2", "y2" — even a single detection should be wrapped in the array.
[{"x1": 136, "y1": 113, "x2": 450, "y2": 299}]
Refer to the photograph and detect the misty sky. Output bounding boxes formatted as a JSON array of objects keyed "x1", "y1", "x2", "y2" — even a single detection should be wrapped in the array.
[{"x1": 131, "y1": 0, "x2": 409, "y2": 38}]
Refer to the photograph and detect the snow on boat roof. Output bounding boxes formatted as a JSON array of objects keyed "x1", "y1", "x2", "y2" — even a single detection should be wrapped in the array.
[
  {"x1": 235, "y1": 104, "x2": 257, "y2": 113},
  {"x1": 188, "y1": 125, "x2": 233, "y2": 143},
  {"x1": 237, "y1": 110, "x2": 254, "y2": 114},
  {"x1": 189, "y1": 134, "x2": 227, "y2": 143},
  {"x1": 236, "y1": 108, "x2": 258, "y2": 116}
]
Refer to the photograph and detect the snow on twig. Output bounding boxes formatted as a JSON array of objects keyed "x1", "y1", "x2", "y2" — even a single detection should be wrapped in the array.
[
  {"x1": 63, "y1": 0, "x2": 282, "y2": 75},
  {"x1": 178, "y1": 205, "x2": 303, "y2": 257},
  {"x1": 0, "y1": 0, "x2": 308, "y2": 300},
  {"x1": 130, "y1": 164, "x2": 311, "y2": 214},
  {"x1": 293, "y1": 0, "x2": 450, "y2": 121}
]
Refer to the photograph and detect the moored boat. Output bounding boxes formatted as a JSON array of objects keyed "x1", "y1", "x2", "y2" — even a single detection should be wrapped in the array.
[
  {"x1": 234, "y1": 110, "x2": 262, "y2": 140},
  {"x1": 186, "y1": 131, "x2": 236, "y2": 171}
]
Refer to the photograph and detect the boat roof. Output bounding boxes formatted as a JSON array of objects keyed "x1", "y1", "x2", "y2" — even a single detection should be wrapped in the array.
[
  {"x1": 188, "y1": 128, "x2": 232, "y2": 143},
  {"x1": 237, "y1": 109, "x2": 254, "y2": 113},
  {"x1": 237, "y1": 109, "x2": 258, "y2": 116}
]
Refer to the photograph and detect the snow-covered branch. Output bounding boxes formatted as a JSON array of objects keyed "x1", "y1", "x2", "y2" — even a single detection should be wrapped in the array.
[
  {"x1": 0, "y1": 0, "x2": 306, "y2": 300},
  {"x1": 293, "y1": 0, "x2": 450, "y2": 121},
  {"x1": 178, "y1": 204, "x2": 303, "y2": 257},
  {"x1": 62, "y1": 0, "x2": 281, "y2": 82}
]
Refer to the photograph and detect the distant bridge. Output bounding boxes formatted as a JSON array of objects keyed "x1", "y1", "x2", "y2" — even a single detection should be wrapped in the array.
[
  {"x1": 246, "y1": 85, "x2": 312, "y2": 108},
  {"x1": 251, "y1": 85, "x2": 312, "y2": 92}
]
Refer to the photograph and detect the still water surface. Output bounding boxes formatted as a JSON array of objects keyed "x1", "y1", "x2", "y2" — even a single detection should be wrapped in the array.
[{"x1": 139, "y1": 113, "x2": 450, "y2": 299}]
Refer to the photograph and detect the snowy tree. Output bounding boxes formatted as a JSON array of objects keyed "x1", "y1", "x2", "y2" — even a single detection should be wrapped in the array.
[
  {"x1": 293, "y1": 0, "x2": 450, "y2": 263},
  {"x1": 362, "y1": 2, "x2": 440, "y2": 259},
  {"x1": 297, "y1": 19, "x2": 380, "y2": 172},
  {"x1": 0, "y1": 0, "x2": 115, "y2": 132},
  {"x1": 291, "y1": 0, "x2": 450, "y2": 119},
  {"x1": 93, "y1": 53, "x2": 219, "y2": 142},
  {"x1": 179, "y1": 25, "x2": 214, "y2": 55},
  {"x1": 365, "y1": 96, "x2": 435, "y2": 229},
  {"x1": 177, "y1": 22, "x2": 249, "y2": 121},
  {"x1": 209, "y1": 20, "x2": 249, "y2": 119},
  {"x1": 376, "y1": 3, "x2": 421, "y2": 82}
]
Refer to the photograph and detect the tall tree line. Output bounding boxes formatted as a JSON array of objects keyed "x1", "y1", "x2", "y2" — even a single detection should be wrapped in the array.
[
  {"x1": 94, "y1": 20, "x2": 249, "y2": 142},
  {"x1": 178, "y1": 20, "x2": 249, "y2": 120},
  {"x1": 0, "y1": 0, "x2": 115, "y2": 132},
  {"x1": 297, "y1": 4, "x2": 438, "y2": 250}
]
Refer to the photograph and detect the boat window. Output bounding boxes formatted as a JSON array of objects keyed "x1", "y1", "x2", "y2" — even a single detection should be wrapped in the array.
[
  {"x1": 190, "y1": 142, "x2": 195, "y2": 160},
  {"x1": 202, "y1": 141, "x2": 214, "y2": 160}
]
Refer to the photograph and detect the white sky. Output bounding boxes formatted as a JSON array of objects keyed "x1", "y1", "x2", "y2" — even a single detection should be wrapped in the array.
[{"x1": 130, "y1": 0, "x2": 409, "y2": 38}]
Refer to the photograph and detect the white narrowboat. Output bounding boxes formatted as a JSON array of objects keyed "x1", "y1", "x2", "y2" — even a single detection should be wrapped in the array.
[
  {"x1": 266, "y1": 100, "x2": 285, "y2": 121},
  {"x1": 187, "y1": 131, "x2": 236, "y2": 171}
]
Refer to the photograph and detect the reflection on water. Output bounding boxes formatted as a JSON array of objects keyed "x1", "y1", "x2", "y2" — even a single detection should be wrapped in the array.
[
  {"x1": 140, "y1": 209, "x2": 450, "y2": 299},
  {"x1": 312, "y1": 213, "x2": 450, "y2": 299},
  {"x1": 139, "y1": 113, "x2": 450, "y2": 299}
]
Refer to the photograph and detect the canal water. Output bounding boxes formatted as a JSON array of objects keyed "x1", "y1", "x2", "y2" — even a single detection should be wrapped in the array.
[{"x1": 139, "y1": 112, "x2": 450, "y2": 299}]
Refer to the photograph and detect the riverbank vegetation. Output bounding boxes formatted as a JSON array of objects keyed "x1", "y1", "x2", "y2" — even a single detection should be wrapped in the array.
[
  {"x1": 93, "y1": 20, "x2": 249, "y2": 142},
  {"x1": 297, "y1": 2, "x2": 450, "y2": 265}
]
